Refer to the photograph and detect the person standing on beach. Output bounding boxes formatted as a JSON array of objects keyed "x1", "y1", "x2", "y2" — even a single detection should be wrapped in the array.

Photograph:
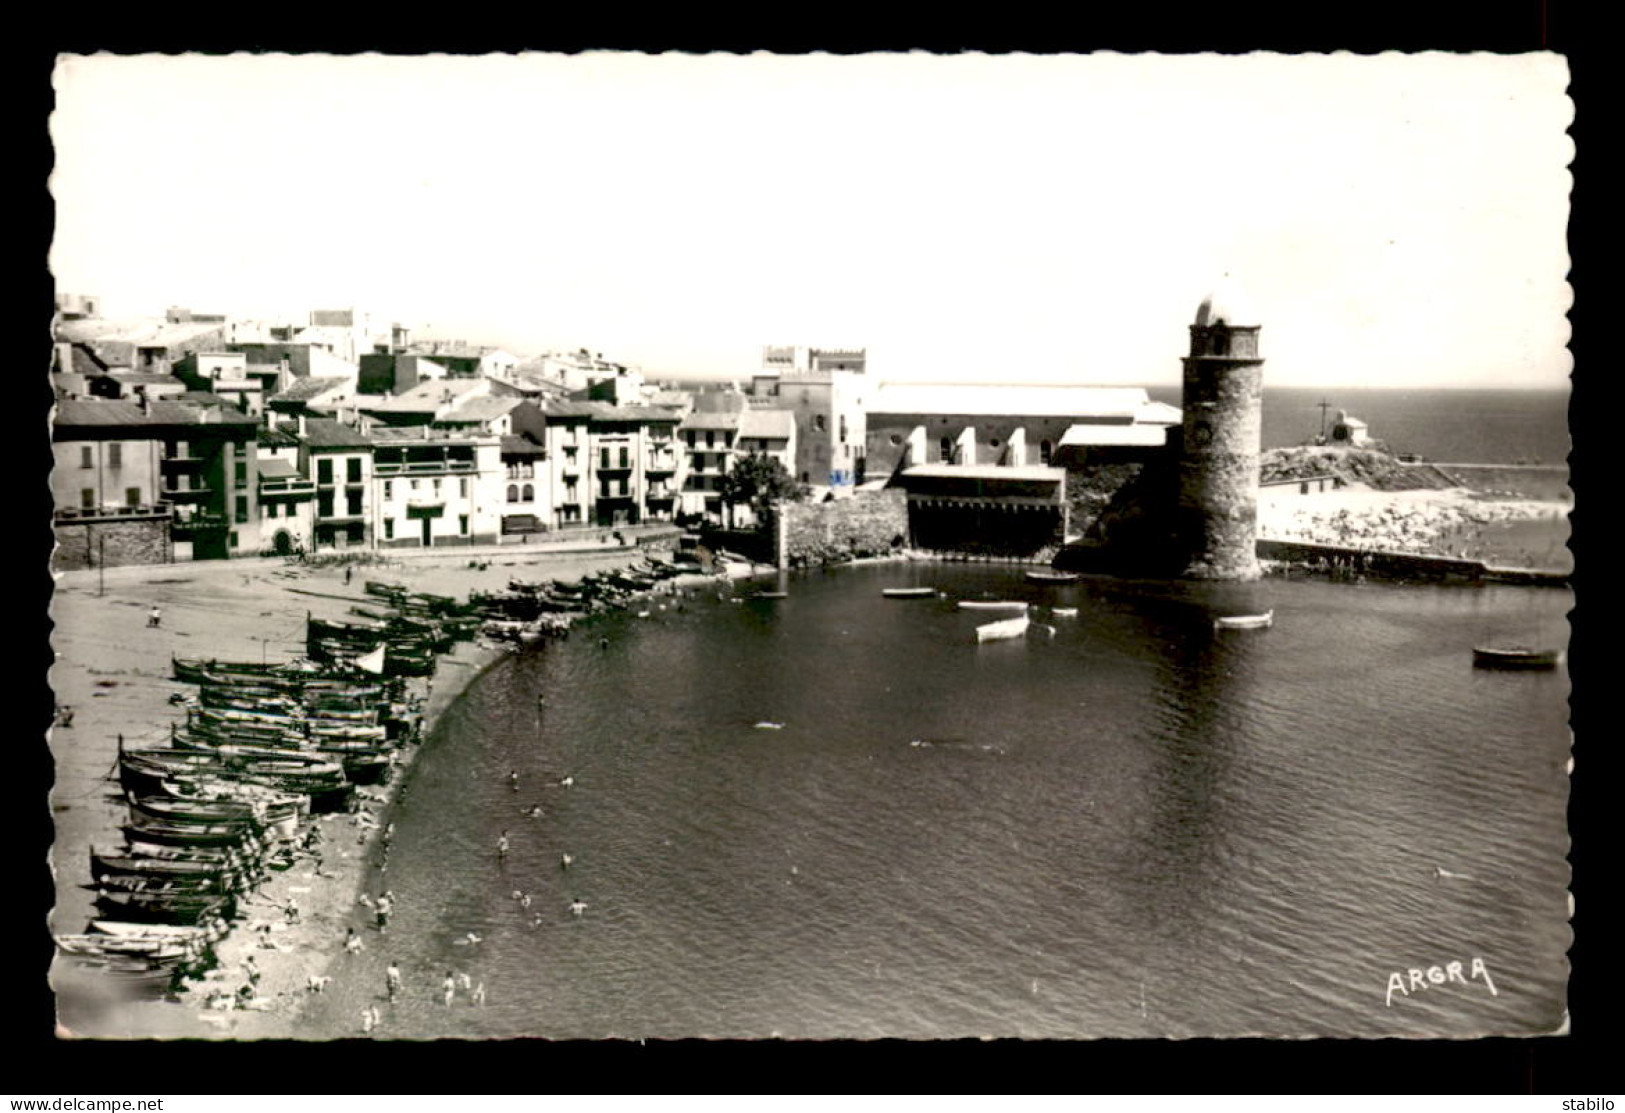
[
  {"x1": 375, "y1": 891, "x2": 393, "y2": 932},
  {"x1": 509, "y1": 770, "x2": 520, "y2": 792},
  {"x1": 471, "y1": 981, "x2": 486, "y2": 1006},
  {"x1": 148, "y1": 605, "x2": 162, "y2": 628},
  {"x1": 361, "y1": 1005, "x2": 375, "y2": 1034},
  {"x1": 386, "y1": 962, "x2": 402, "y2": 1002},
  {"x1": 344, "y1": 927, "x2": 363, "y2": 955},
  {"x1": 442, "y1": 972, "x2": 457, "y2": 1006},
  {"x1": 497, "y1": 831, "x2": 510, "y2": 860}
]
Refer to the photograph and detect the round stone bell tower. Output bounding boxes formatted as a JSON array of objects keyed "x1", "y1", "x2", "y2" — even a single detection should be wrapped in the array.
[{"x1": 1177, "y1": 280, "x2": 1264, "y2": 581}]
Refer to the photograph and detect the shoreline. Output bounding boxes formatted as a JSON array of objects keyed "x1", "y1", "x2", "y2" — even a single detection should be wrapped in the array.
[
  {"x1": 47, "y1": 487, "x2": 1569, "y2": 1039},
  {"x1": 48, "y1": 539, "x2": 738, "y2": 1040}
]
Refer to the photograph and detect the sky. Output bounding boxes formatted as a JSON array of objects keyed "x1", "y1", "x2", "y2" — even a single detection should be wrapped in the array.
[{"x1": 49, "y1": 52, "x2": 1572, "y2": 389}]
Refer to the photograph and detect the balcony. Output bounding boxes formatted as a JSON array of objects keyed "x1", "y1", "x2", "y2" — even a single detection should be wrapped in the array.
[
  {"x1": 260, "y1": 479, "x2": 316, "y2": 497},
  {"x1": 372, "y1": 460, "x2": 476, "y2": 477},
  {"x1": 161, "y1": 484, "x2": 215, "y2": 502}
]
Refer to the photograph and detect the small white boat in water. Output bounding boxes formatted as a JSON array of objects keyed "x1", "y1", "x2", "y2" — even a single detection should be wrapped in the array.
[
  {"x1": 976, "y1": 614, "x2": 1031, "y2": 643},
  {"x1": 957, "y1": 600, "x2": 1028, "y2": 612},
  {"x1": 883, "y1": 587, "x2": 937, "y2": 599},
  {"x1": 1214, "y1": 610, "x2": 1273, "y2": 630},
  {"x1": 1052, "y1": 607, "x2": 1078, "y2": 618}
]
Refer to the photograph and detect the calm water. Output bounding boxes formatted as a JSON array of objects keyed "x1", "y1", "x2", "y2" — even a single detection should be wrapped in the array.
[
  {"x1": 304, "y1": 565, "x2": 1571, "y2": 1039},
  {"x1": 1145, "y1": 386, "x2": 1572, "y2": 466}
]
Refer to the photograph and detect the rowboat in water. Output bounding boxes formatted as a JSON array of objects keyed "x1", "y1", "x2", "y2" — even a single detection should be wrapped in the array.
[
  {"x1": 1025, "y1": 570, "x2": 1081, "y2": 585},
  {"x1": 957, "y1": 600, "x2": 1028, "y2": 611},
  {"x1": 1214, "y1": 611, "x2": 1274, "y2": 630},
  {"x1": 1052, "y1": 607, "x2": 1079, "y2": 618},
  {"x1": 1472, "y1": 646, "x2": 1564, "y2": 670},
  {"x1": 883, "y1": 587, "x2": 937, "y2": 599},
  {"x1": 976, "y1": 614, "x2": 1032, "y2": 643}
]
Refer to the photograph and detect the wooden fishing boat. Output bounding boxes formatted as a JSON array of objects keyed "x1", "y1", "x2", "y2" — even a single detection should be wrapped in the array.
[
  {"x1": 753, "y1": 591, "x2": 790, "y2": 600},
  {"x1": 957, "y1": 600, "x2": 1028, "y2": 611},
  {"x1": 364, "y1": 579, "x2": 410, "y2": 601},
  {"x1": 1472, "y1": 646, "x2": 1564, "y2": 670},
  {"x1": 94, "y1": 890, "x2": 235, "y2": 925},
  {"x1": 56, "y1": 933, "x2": 194, "y2": 961},
  {"x1": 92, "y1": 851, "x2": 243, "y2": 880},
  {"x1": 85, "y1": 872, "x2": 238, "y2": 898},
  {"x1": 976, "y1": 614, "x2": 1032, "y2": 643},
  {"x1": 1214, "y1": 610, "x2": 1274, "y2": 630},
  {"x1": 1052, "y1": 607, "x2": 1079, "y2": 618},
  {"x1": 883, "y1": 587, "x2": 937, "y2": 599},
  {"x1": 1024, "y1": 570, "x2": 1081, "y2": 585},
  {"x1": 127, "y1": 795, "x2": 265, "y2": 824},
  {"x1": 91, "y1": 919, "x2": 229, "y2": 942}
]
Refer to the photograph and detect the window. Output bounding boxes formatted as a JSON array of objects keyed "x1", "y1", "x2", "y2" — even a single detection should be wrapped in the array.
[
  {"x1": 601, "y1": 447, "x2": 611, "y2": 469},
  {"x1": 235, "y1": 496, "x2": 249, "y2": 523},
  {"x1": 318, "y1": 492, "x2": 334, "y2": 517},
  {"x1": 346, "y1": 491, "x2": 362, "y2": 516},
  {"x1": 411, "y1": 479, "x2": 420, "y2": 491},
  {"x1": 384, "y1": 480, "x2": 393, "y2": 501},
  {"x1": 815, "y1": 415, "x2": 826, "y2": 433},
  {"x1": 385, "y1": 519, "x2": 395, "y2": 541},
  {"x1": 565, "y1": 477, "x2": 578, "y2": 495},
  {"x1": 508, "y1": 484, "x2": 520, "y2": 503},
  {"x1": 618, "y1": 478, "x2": 628, "y2": 496},
  {"x1": 81, "y1": 488, "x2": 95, "y2": 510},
  {"x1": 80, "y1": 446, "x2": 93, "y2": 469},
  {"x1": 235, "y1": 460, "x2": 248, "y2": 488},
  {"x1": 522, "y1": 484, "x2": 533, "y2": 502},
  {"x1": 839, "y1": 415, "x2": 847, "y2": 443},
  {"x1": 266, "y1": 502, "x2": 278, "y2": 519},
  {"x1": 229, "y1": 531, "x2": 238, "y2": 548},
  {"x1": 940, "y1": 437, "x2": 953, "y2": 462},
  {"x1": 317, "y1": 459, "x2": 333, "y2": 484},
  {"x1": 433, "y1": 478, "x2": 442, "y2": 496},
  {"x1": 108, "y1": 443, "x2": 123, "y2": 469},
  {"x1": 459, "y1": 515, "x2": 468, "y2": 536},
  {"x1": 460, "y1": 478, "x2": 469, "y2": 499},
  {"x1": 706, "y1": 431, "x2": 715, "y2": 449},
  {"x1": 126, "y1": 487, "x2": 141, "y2": 507},
  {"x1": 686, "y1": 431, "x2": 695, "y2": 447},
  {"x1": 619, "y1": 446, "x2": 629, "y2": 468},
  {"x1": 347, "y1": 458, "x2": 361, "y2": 483},
  {"x1": 1040, "y1": 440, "x2": 1053, "y2": 465}
]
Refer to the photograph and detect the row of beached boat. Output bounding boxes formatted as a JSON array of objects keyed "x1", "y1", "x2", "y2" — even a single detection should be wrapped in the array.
[
  {"x1": 58, "y1": 553, "x2": 712, "y2": 998},
  {"x1": 469, "y1": 554, "x2": 705, "y2": 643},
  {"x1": 58, "y1": 648, "x2": 425, "y2": 998}
]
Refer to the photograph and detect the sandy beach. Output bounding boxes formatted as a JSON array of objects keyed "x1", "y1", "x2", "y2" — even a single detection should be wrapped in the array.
[{"x1": 47, "y1": 535, "x2": 752, "y2": 1040}]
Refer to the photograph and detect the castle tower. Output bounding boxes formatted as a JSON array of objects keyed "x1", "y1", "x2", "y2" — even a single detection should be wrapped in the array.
[{"x1": 1177, "y1": 281, "x2": 1264, "y2": 580}]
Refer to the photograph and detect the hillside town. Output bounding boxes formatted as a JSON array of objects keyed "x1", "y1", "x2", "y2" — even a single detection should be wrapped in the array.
[{"x1": 51, "y1": 296, "x2": 1199, "y2": 571}]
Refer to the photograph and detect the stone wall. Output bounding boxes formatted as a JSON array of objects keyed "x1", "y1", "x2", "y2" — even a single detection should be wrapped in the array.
[
  {"x1": 53, "y1": 517, "x2": 171, "y2": 572},
  {"x1": 779, "y1": 490, "x2": 908, "y2": 568}
]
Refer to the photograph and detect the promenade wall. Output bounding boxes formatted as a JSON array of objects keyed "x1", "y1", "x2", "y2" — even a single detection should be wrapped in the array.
[{"x1": 777, "y1": 490, "x2": 908, "y2": 569}]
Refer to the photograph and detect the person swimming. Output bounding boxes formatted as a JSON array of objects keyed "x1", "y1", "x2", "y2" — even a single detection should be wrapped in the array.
[
  {"x1": 558, "y1": 775, "x2": 574, "y2": 788},
  {"x1": 568, "y1": 899, "x2": 588, "y2": 917},
  {"x1": 560, "y1": 852, "x2": 574, "y2": 870}
]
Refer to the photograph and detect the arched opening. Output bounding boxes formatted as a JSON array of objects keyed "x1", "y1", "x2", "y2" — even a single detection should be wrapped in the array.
[
  {"x1": 272, "y1": 530, "x2": 293, "y2": 556},
  {"x1": 507, "y1": 484, "x2": 519, "y2": 503},
  {"x1": 522, "y1": 484, "x2": 534, "y2": 502}
]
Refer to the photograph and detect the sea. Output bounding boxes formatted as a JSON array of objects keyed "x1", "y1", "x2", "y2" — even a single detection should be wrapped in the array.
[
  {"x1": 294, "y1": 387, "x2": 1574, "y2": 1040},
  {"x1": 1146, "y1": 385, "x2": 1573, "y2": 467}
]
